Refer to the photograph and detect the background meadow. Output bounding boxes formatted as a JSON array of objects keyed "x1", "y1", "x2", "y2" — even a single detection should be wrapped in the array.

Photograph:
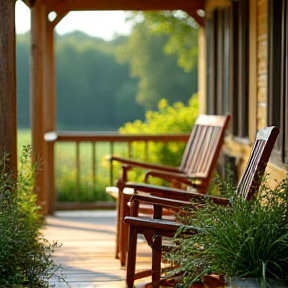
[{"x1": 17, "y1": 129, "x2": 118, "y2": 203}]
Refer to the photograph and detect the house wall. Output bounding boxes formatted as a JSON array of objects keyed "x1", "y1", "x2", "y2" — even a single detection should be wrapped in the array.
[
  {"x1": 198, "y1": 27, "x2": 206, "y2": 114},
  {"x1": 254, "y1": 0, "x2": 286, "y2": 182},
  {"x1": 199, "y1": 0, "x2": 287, "y2": 184},
  {"x1": 257, "y1": 0, "x2": 268, "y2": 130},
  {"x1": 253, "y1": 0, "x2": 287, "y2": 182}
]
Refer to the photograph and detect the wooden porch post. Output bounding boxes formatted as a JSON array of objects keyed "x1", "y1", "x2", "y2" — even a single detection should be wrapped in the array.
[
  {"x1": 30, "y1": 0, "x2": 48, "y2": 214},
  {"x1": 0, "y1": 0, "x2": 17, "y2": 174},
  {"x1": 44, "y1": 19, "x2": 56, "y2": 214}
]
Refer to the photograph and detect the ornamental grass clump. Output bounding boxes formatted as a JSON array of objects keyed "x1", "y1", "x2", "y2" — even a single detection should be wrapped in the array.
[
  {"x1": 0, "y1": 146, "x2": 63, "y2": 287},
  {"x1": 165, "y1": 174, "x2": 288, "y2": 288}
]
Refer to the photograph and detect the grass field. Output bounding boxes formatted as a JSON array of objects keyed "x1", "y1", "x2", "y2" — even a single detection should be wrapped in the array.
[
  {"x1": 17, "y1": 129, "x2": 181, "y2": 202},
  {"x1": 17, "y1": 129, "x2": 119, "y2": 202}
]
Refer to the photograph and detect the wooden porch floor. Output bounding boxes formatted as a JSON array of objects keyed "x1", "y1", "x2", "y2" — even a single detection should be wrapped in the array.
[{"x1": 44, "y1": 210, "x2": 153, "y2": 288}]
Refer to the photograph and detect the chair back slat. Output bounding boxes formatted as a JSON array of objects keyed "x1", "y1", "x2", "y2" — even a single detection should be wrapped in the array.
[
  {"x1": 179, "y1": 114, "x2": 231, "y2": 190},
  {"x1": 236, "y1": 126, "x2": 279, "y2": 200}
]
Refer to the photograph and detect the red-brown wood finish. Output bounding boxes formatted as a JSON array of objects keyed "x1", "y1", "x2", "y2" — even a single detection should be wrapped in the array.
[
  {"x1": 124, "y1": 126, "x2": 279, "y2": 288},
  {"x1": 113, "y1": 114, "x2": 231, "y2": 266}
]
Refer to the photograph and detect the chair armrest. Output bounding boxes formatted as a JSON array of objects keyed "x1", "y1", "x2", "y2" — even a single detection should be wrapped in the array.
[
  {"x1": 111, "y1": 155, "x2": 179, "y2": 173},
  {"x1": 129, "y1": 190, "x2": 229, "y2": 221},
  {"x1": 130, "y1": 194, "x2": 192, "y2": 210},
  {"x1": 144, "y1": 169, "x2": 201, "y2": 187},
  {"x1": 129, "y1": 194, "x2": 189, "y2": 219},
  {"x1": 125, "y1": 182, "x2": 229, "y2": 205},
  {"x1": 125, "y1": 182, "x2": 196, "y2": 201}
]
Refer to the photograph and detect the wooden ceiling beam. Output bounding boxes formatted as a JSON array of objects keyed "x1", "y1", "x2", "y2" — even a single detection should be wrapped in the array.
[
  {"x1": 43, "y1": 0, "x2": 204, "y2": 14},
  {"x1": 48, "y1": 11, "x2": 69, "y2": 28},
  {"x1": 185, "y1": 9, "x2": 205, "y2": 27}
]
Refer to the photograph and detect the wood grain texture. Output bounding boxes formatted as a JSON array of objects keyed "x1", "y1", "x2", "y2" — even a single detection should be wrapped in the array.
[{"x1": 0, "y1": 0, "x2": 17, "y2": 174}]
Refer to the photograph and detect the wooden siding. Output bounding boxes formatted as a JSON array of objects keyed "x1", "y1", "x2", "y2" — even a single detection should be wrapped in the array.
[
  {"x1": 198, "y1": 27, "x2": 207, "y2": 114},
  {"x1": 198, "y1": 0, "x2": 287, "y2": 184},
  {"x1": 257, "y1": 0, "x2": 268, "y2": 129},
  {"x1": 249, "y1": 0, "x2": 258, "y2": 143}
]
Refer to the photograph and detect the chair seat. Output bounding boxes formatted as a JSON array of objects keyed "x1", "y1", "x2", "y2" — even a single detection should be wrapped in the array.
[
  {"x1": 106, "y1": 186, "x2": 176, "y2": 218},
  {"x1": 106, "y1": 186, "x2": 134, "y2": 198}
]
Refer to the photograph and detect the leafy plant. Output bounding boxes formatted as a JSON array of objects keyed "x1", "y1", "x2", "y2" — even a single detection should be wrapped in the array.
[
  {"x1": 0, "y1": 146, "x2": 64, "y2": 287},
  {"x1": 126, "y1": 10, "x2": 199, "y2": 72},
  {"x1": 165, "y1": 174, "x2": 288, "y2": 288},
  {"x1": 118, "y1": 94, "x2": 199, "y2": 184}
]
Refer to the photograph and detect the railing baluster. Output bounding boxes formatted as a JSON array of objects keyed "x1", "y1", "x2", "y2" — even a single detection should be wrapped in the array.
[
  {"x1": 92, "y1": 142, "x2": 96, "y2": 190},
  {"x1": 76, "y1": 142, "x2": 80, "y2": 196},
  {"x1": 128, "y1": 141, "x2": 132, "y2": 158},
  {"x1": 110, "y1": 142, "x2": 114, "y2": 186},
  {"x1": 45, "y1": 132, "x2": 190, "y2": 212},
  {"x1": 145, "y1": 141, "x2": 148, "y2": 162}
]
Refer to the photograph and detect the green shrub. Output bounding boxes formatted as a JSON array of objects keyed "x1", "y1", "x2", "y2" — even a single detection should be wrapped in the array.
[
  {"x1": 55, "y1": 143, "x2": 114, "y2": 202},
  {"x1": 165, "y1": 175, "x2": 288, "y2": 288},
  {"x1": 0, "y1": 146, "x2": 62, "y2": 287},
  {"x1": 118, "y1": 94, "x2": 199, "y2": 183}
]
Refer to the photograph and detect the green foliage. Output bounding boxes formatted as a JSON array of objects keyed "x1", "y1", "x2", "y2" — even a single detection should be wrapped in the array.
[
  {"x1": 16, "y1": 33, "x2": 30, "y2": 128},
  {"x1": 17, "y1": 27, "x2": 197, "y2": 130},
  {"x1": 17, "y1": 32, "x2": 144, "y2": 131},
  {"x1": 118, "y1": 95, "x2": 199, "y2": 183},
  {"x1": 126, "y1": 11, "x2": 199, "y2": 72},
  {"x1": 166, "y1": 175, "x2": 288, "y2": 288},
  {"x1": 17, "y1": 131, "x2": 116, "y2": 203},
  {"x1": 116, "y1": 20, "x2": 198, "y2": 110},
  {"x1": 55, "y1": 31, "x2": 144, "y2": 130},
  {"x1": 0, "y1": 146, "x2": 62, "y2": 287},
  {"x1": 56, "y1": 166, "x2": 113, "y2": 202},
  {"x1": 55, "y1": 142, "x2": 116, "y2": 203}
]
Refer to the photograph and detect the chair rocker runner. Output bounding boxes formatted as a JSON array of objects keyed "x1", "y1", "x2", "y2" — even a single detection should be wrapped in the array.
[
  {"x1": 108, "y1": 114, "x2": 231, "y2": 266},
  {"x1": 124, "y1": 126, "x2": 279, "y2": 288}
]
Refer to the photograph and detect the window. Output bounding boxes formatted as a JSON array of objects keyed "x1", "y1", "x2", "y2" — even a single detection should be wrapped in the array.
[
  {"x1": 268, "y1": 0, "x2": 288, "y2": 163},
  {"x1": 206, "y1": 0, "x2": 249, "y2": 138}
]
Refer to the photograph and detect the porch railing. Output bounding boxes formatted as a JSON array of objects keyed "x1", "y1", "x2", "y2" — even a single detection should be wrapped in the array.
[{"x1": 44, "y1": 131, "x2": 190, "y2": 212}]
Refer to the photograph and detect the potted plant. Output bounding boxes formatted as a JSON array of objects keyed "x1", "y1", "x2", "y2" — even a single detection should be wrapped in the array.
[
  {"x1": 163, "y1": 174, "x2": 288, "y2": 288},
  {"x1": 0, "y1": 146, "x2": 64, "y2": 287}
]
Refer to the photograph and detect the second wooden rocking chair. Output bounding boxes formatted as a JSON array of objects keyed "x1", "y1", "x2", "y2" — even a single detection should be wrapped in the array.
[
  {"x1": 110, "y1": 114, "x2": 231, "y2": 266},
  {"x1": 124, "y1": 126, "x2": 279, "y2": 288}
]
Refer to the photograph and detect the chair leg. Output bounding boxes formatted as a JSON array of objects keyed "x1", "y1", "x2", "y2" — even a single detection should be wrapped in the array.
[
  {"x1": 115, "y1": 194, "x2": 121, "y2": 259},
  {"x1": 126, "y1": 225, "x2": 138, "y2": 288},
  {"x1": 120, "y1": 193, "x2": 131, "y2": 267},
  {"x1": 152, "y1": 235, "x2": 162, "y2": 285},
  {"x1": 116, "y1": 173, "x2": 127, "y2": 263}
]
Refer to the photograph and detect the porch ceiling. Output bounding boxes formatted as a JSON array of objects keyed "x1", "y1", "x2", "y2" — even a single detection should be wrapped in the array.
[{"x1": 42, "y1": 0, "x2": 205, "y2": 13}]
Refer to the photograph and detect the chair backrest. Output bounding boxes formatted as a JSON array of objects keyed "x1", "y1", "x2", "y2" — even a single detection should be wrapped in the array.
[
  {"x1": 236, "y1": 126, "x2": 279, "y2": 200},
  {"x1": 179, "y1": 114, "x2": 231, "y2": 190}
]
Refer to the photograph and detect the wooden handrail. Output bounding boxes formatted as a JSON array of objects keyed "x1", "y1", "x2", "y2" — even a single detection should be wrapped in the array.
[
  {"x1": 44, "y1": 131, "x2": 190, "y2": 142},
  {"x1": 44, "y1": 131, "x2": 190, "y2": 213}
]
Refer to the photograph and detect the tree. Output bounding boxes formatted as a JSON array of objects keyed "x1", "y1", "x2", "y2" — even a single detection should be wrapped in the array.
[
  {"x1": 17, "y1": 33, "x2": 30, "y2": 128},
  {"x1": 126, "y1": 11, "x2": 199, "y2": 72},
  {"x1": 116, "y1": 20, "x2": 198, "y2": 110},
  {"x1": 0, "y1": 0, "x2": 17, "y2": 173},
  {"x1": 116, "y1": 11, "x2": 199, "y2": 110},
  {"x1": 55, "y1": 32, "x2": 144, "y2": 130}
]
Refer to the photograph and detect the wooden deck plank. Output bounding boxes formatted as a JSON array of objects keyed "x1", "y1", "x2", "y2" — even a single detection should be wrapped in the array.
[{"x1": 44, "y1": 210, "x2": 153, "y2": 288}]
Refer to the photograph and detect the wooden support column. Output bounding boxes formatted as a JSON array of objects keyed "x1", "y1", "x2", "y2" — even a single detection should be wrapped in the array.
[
  {"x1": 44, "y1": 19, "x2": 56, "y2": 215},
  {"x1": 0, "y1": 0, "x2": 17, "y2": 174},
  {"x1": 44, "y1": 11, "x2": 68, "y2": 215},
  {"x1": 31, "y1": 0, "x2": 47, "y2": 214}
]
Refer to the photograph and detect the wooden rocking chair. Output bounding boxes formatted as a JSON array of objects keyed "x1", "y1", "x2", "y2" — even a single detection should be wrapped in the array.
[
  {"x1": 109, "y1": 114, "x2": 231, "y2": 266},
  {"x1": 124, "y1": 126, "x2": 279, "y2": 288}
]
